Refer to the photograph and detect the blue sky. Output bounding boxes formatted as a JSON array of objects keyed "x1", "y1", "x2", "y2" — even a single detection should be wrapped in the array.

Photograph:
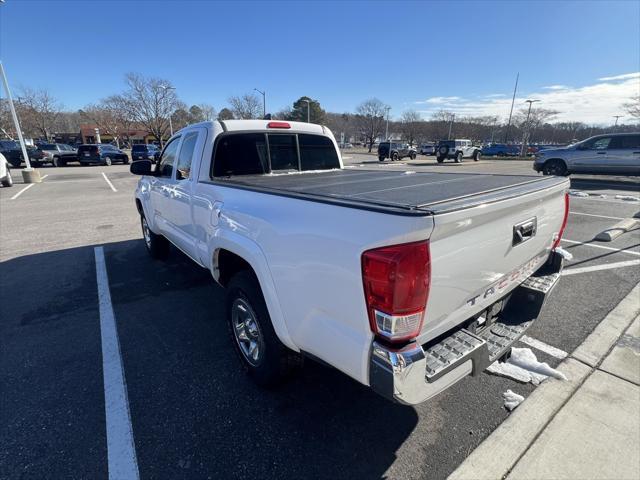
[{"x1": 1, "y1": 0, "x2": 638, "y2": 123}]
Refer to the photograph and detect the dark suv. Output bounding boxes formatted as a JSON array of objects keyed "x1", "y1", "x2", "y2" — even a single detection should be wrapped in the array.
[
  {"x1": 377, "y1": 142, "x2": 417, "y2": 162},
  {"x1": 131, "y1": 144, "x2": 161, "y2": 162},
  {"x1": 0, "y1": 140, "x2": 46, "y2": 168},
  {"x1": 77, "y1": 144, "x2": 129, "y2": 166}
]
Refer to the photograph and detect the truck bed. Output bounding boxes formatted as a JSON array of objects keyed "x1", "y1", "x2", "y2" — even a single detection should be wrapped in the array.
[{"x1": 211, "y1": 169, "x2": 568, "y2": 216}]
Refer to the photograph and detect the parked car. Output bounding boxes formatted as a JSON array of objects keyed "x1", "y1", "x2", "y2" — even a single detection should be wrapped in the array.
[
  {"x1": 377, "y1": 142, "x2": 417, "y2": 161},
  {"x1": 0, "y1": 152, "x2": 13, "y2": 187},
  {"x1": 38, "y1": 143, "x2": 78, "y2": 167},
  {"x1": 77, "y1": 144, "x2": 129, "y2": 166},
  {"x1": 130, "y1": 119, "x2": 569, "y2": 405},
  {"x1": 436, "y1": 139, "x2": 481, "y2": 163},
  {"x1": 132, "y1": 144, "x2": 161, "y2": 162},
  {"x1": 533, "y1": 133, "x2": 640, "y2": 176},
  {"x1": 480, "y1": 143, "x2": 520, "y2": 157},
  {"x1": 0, "y1": 140, "x2": 46, "y2": 168},
  {"x1": 419, "y1": 142, "x2": 436, "y2": 155}
]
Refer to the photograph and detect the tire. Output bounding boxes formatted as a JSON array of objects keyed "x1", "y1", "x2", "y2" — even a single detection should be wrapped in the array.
[
  {"x1": 104, "y1": 157, "x2": 112, "y2": 166},
  {"x1": 473, "y1": 150, "x2": 481, "y2": 161},
  {"x1": 1, "y1": 170, "x2": 13, "y2": 187},
  {"x1": 140, "y1": 214, "x2": 170, "y2": 260},
  {"x1": 542, "y1": 159, "x2": 568, "y2": 176},
  {"x1": 52, "y1": 156, "x2": 61, "y2": 167},
  {"x1": 123, "y1": 157, "x2": 130, "y2": 165},
  {"x1": 226, "y1": 270, "x2": 302, "y2": 386},
  {"x1": 392, "y1": 152, "x2": 399, "y2": 161},
  {"x1": 9, "y1": 159, "x2": 21, "y2": 168},
  {"x1": 436, "y1": 156, "x2": 444, "y2": 163},
  {"x1": 31, "y1": 161, "x2": 42, "y2": 168},
  {"x1": 455, "y1": 152, "x2": 463, "y2": 163},
  {"x1": 379, "y1": 156, "x2": 385, "y2": 162},
  {"x1": 410, "y1": 152, "x2": 416, "y2": 160}
]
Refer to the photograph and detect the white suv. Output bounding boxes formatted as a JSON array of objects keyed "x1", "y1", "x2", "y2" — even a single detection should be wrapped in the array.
[{"x1": 436, "y1": 139, "x2": 481, "y2": 163}]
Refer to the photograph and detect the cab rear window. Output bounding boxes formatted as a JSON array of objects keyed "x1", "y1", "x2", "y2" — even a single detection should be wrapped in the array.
[{"x1": 212, "y1": 132, "x2": 339, "y2": 177}]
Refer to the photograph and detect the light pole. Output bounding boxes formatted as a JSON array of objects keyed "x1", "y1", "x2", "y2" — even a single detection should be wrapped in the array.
[
  {"x1": 254, "y1": 88, "x2": 266, "y2": 117},
  {"x1": 447, "y1": 113, "x2": 455, "y2": 140},
  {"x1": 520, "y1": 99, "x2": 540, "y2": 157},
  {"x1": 159, "y1": 85, "x2": 176, "y2": 138},
  {"x1": 613, "y1": 115, "x2": 622, "y2": 131},
  {"x1": 385, "y1": 106, "x2": 391, "y2": 140},
  {"x1": 302, "y1": 99, "x2": 310, "y2": 123}
]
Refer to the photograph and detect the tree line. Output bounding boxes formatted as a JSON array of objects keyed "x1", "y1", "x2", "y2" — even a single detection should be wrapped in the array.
[{"x1": 1, "y1": 73, "x2": 638, "y2": 149}]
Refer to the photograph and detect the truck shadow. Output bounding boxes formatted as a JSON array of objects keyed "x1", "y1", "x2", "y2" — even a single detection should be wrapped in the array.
[{"x1": 1, "y1": 239, "x2": 419, "y2": 479}]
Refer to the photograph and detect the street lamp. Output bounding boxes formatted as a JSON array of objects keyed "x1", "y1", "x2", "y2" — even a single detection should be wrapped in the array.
[
  {"x1": 254, "y1": 88, "x2": 266, "y2": 117},
  {"x1": 302, "y1": 99, "x2": 310, "y2": 123},
  {"x1": 385, "y1": 106, "x2": 391, "y2": 140},
  {"x1": 613, "y1": 115, "x2": 622, "y2": 131},
  {"x1": 159, "y1": 85, "x2": 176, "y2": 137},
  {"x1": 447, "y1": 113, "x2": 456, "y2": 140},
  {"x1": 520, "y1": 99, "x2": 540, "y2": 157}
]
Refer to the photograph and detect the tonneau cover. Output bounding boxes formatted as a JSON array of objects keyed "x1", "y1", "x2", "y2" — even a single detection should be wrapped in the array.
[{"x1": 213, "y1": 169, "x2": 568, "y2": 215}]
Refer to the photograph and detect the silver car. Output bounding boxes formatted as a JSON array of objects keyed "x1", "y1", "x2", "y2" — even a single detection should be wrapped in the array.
[{"x1": 533, "y1": 133, "x2": 640, "y2": 176}]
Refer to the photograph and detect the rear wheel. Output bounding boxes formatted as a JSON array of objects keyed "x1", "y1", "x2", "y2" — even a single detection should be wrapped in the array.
[
  {"x1": 226, "y1": 270, "x2": 302, "y2": 386},
  {"x1": 379, "y1": 156, "x2": 385, "y2": 162},
  {"x1": 104, "y1": 157, "x2": 112, "y2": 166},
  {"x1": 122, "y1": 156, "x2": 130, "y2": 165},
  {"x1": 392, "y1": 152, "x2": 399, "y2": 161},
  {"x1": 141, "y1": 214, "x2": 170, "y2": 259},
  {"x1": 1, "y1": 170, "x2": 13, "y2": 187},
  {"x1": 542, "y1": 159, "x2": 567, "y2": 176},
  {"x1": 410, "y1": 152, "x2": 417, "y2": 160},
  {"x1": 473, "y1": 150, "x2": 481, "y2": 161},
  {"x1": 436, "y1": 156, "x2": 444, "y2": 163}
]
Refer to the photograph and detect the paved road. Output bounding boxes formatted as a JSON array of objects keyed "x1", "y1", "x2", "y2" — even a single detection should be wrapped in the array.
[{"x1": 1, "y1": 161, "x2": 638, "y2": 479}]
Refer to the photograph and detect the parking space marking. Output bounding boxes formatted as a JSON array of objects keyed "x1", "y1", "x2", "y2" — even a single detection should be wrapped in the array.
[
  {"x1": 94, "y1": 247, "x2": 140, "y2": 480},
  {"x1": 101, "y1": 173, "x2": 118, "y2": 192},
  {"x1": 569, "y1": 211, "x2": 625, "y2": 221},
  {"x1": 562, "y1": 259, "x2": 640, "y2": 276},
  {"x1": 562, "y1": 239, "x2": 640, "y2": 257},
  {"x1": 519, "y1": 335, "x2": 568, "y2": 359},
  {"x1": 9, "y1": 174, "x2": 49, "y2": 200}
]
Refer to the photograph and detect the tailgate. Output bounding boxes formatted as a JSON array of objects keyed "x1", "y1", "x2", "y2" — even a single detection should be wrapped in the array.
[{"x1": 417, "y1": 178, "x2": 569, "y2": 344}]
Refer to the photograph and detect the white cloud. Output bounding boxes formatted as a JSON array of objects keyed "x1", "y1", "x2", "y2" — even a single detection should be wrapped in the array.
[
  {"x1": 484, "y1": 93, "x2": 507, "y2": 98},
  {"x1": 598, "y1": 72, "x2": 640, "y2": 82},
  {"x1": 413, "y1": 73, "x2": 640, "y2": 124}
]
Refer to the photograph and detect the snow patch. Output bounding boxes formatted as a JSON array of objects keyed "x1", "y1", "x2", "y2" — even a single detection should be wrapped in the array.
[
  {"x1": 555, "y1": 247, "x2": 573, "y2": 261},
  {"x1": 486, "y1": 347, "x2": 568, "y2": 385},
  {"x1": 569, "y1": 190, "x2": 589, "y2": 197},
  {"x1": 404, "y1": 171, "x2": 416, "y2": 175},
  {"x1": 503, "y1": 390, "x2": 524, "y2": 411},
  {"x1": 615, "y1": 195, "x2": 640, "y2": 202}
]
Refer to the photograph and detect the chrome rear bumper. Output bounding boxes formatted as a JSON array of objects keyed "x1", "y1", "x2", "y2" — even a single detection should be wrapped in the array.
[{"x1": 369, "y1": 251, "x2": 563, "y2": 405}]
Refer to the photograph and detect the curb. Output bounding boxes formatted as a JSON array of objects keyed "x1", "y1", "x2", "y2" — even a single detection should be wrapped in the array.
[
  {"x1": 594, "y1": 218, "x2": 640, "y2": 242},
  {"x1": 448, "y1": 283, "x2": 640, "y2": 480}
]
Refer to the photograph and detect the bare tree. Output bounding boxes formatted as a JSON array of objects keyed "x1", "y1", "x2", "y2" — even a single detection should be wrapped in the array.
[
  {"x1": 118, "y1": 73, "x2": 180, "y2": 146},
  {"x1": 355, "y1": 98, "x2": 387, "y2": 152},
  {"x1": 79, "y1": 95, "x2": 132, "y2": 147},
  {"x1": 197, "y1": 103, "x2": 216, "y2": 121},
  {"x1": 228, "y1": 93, "x2": 262, "y2": 119},
  {"x1": 623, "y1": 95, "x2": 640, "y2": 120},
  {"x1": 218, "y1": 108, "x2": 234, "y2": 120},
  {"x1": 15, "y1": 87, "x2": 63, "y2": 140},
  {"x1": 400, "y1": 110, "x2": 422, "y2": 146}
]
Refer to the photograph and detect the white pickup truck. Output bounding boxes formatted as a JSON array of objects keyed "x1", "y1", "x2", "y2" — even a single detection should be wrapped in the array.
[{"x1": 130, "y1": 120, "x2": 570, "y2": 405}]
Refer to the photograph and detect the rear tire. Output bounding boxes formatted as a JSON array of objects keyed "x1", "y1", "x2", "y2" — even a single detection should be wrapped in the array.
[
  {"x1": 1, "y1": 170, "x2": 13, "y2": 187},
  {"x1": 392, "y1": 152, "x2": 399, "y2": 161},
  {"x1": 473, "y1": 150, "x2": 481, "y2": 161},
  {"x1": 542, "y1": 159, "x2": 568, "y2": 176},
  {"x1": 123, "y1": 157, "x2": 130, "y2": 165},
  {"x1": 410, "y1": 152, "x2": 416, "y2": 160},
  {"x1": 104, "y1": 157, "x2": 112, "y2": 166},
  {"x1": 379, "y1": 156, "x2": 385, "y2": 162},
  {"x1": 436, "y1": 156, "x2": 444, "y2": 163},
  {"x1": 226, "y1": 270, "x2": 302, "y2": 387},
  {"x1": 141, "y1": 214, "x2": 170, "y2": 260}
]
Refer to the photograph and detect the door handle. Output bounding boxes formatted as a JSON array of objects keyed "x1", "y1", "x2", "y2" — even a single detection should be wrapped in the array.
[{"x1": 597, "y1": 152, "x2": 606, "y2": 155}]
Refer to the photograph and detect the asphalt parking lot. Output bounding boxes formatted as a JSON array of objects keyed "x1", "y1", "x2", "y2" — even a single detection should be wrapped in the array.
[{"x1": 1, "y1": 160, "x2": 639, "y2": 479}]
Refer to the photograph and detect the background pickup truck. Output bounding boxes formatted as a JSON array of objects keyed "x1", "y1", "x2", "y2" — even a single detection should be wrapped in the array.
[{"x1": 130, "y1": 119, "x2": 570, "y2": 405}]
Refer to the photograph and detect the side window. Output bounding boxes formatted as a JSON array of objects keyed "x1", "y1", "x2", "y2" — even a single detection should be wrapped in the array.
[
  {"x1": 590, "y1": 137, "x2": 611, "y2": 150},
  {"x1": 213, "y1": 133, "x2": 268, "y2": 177},
  {"x1": 613, "y1": 135, "x2": 640, "y2": 149},
  {"x1": 268, "y1": 134, "x2": 297, "y2": 171},
  {"x1": 158, "y1": 137, "x2": 181, "y2": 178},
  {"x1": 176, "y1": 131, "x2": 198, "y2": 180}
]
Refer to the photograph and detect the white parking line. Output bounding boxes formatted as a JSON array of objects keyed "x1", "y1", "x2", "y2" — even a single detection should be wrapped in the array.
[
  {"x1": 9, "y1": 174, "x2": 48, "y2": 200},
  {"x1": 519, "y1": 335, "x2": 568, "y2": 359},
  {"x1": 569, "y1": 211, "x2": 625, "y2": 221},
  {"x1": 562, "y1": 259, "x2": 640, "y2": 276},
  {"x1": 102, "y1": 172, "x2": 118, "y2": 192},
  {"x1": 562, "y1": 239, "x2": 640, "y2": 257},
  {"x1": 94, "y1": 247, "x2": 140, "y2": 480}
]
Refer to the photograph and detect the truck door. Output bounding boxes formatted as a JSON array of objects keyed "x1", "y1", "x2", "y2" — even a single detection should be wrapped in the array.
[
  {"x1": 607, "y1": 134, "x2": 640, "y2": 175},
  {"x1": 571, "y1": 136, "x2": 612, "y2": 174},
  {"x1": 162, "y1": 128, "x2": 205, "y2": 262},
  {"x1": 149, "y1": 136, "x2": 181, "y2": 237}
]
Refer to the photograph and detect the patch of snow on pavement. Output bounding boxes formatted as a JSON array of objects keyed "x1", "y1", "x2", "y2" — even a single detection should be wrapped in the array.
[
  {"x1": 569, "y1": 190, "x2": 589, "y2": 197},
  {"x1": 614, "y1": 195, "x2": 640, "y2": 202},
  {"x1": 486, "y1": 347, "x2": 568, "y2": 385},
  {"x1": 503, "y1": 390, "x2": 524, "y2": 411},
  {"x1": 555, "y1": 247, "x2": 573, "y2": 261}
]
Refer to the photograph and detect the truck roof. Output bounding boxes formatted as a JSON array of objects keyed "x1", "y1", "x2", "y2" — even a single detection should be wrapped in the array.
[{"x1": 212, "y1": 169, "x2": 568, "y2": 216}]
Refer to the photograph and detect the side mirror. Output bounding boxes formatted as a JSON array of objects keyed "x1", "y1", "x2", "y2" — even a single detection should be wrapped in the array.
[{"x1": 130, "y1": 159, "x2": 153, "y2": 176}]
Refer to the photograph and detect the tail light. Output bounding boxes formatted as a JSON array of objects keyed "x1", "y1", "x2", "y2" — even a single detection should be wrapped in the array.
[
  {"x1": 552, "y1": 192, "x2": 570, "y2": 249},
  {"x1": 267, "y1": 121, "x2": 290, "y2": 129},
  {"x1": 361, "y1": 240, "x2": 431, "y2": 343}
]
